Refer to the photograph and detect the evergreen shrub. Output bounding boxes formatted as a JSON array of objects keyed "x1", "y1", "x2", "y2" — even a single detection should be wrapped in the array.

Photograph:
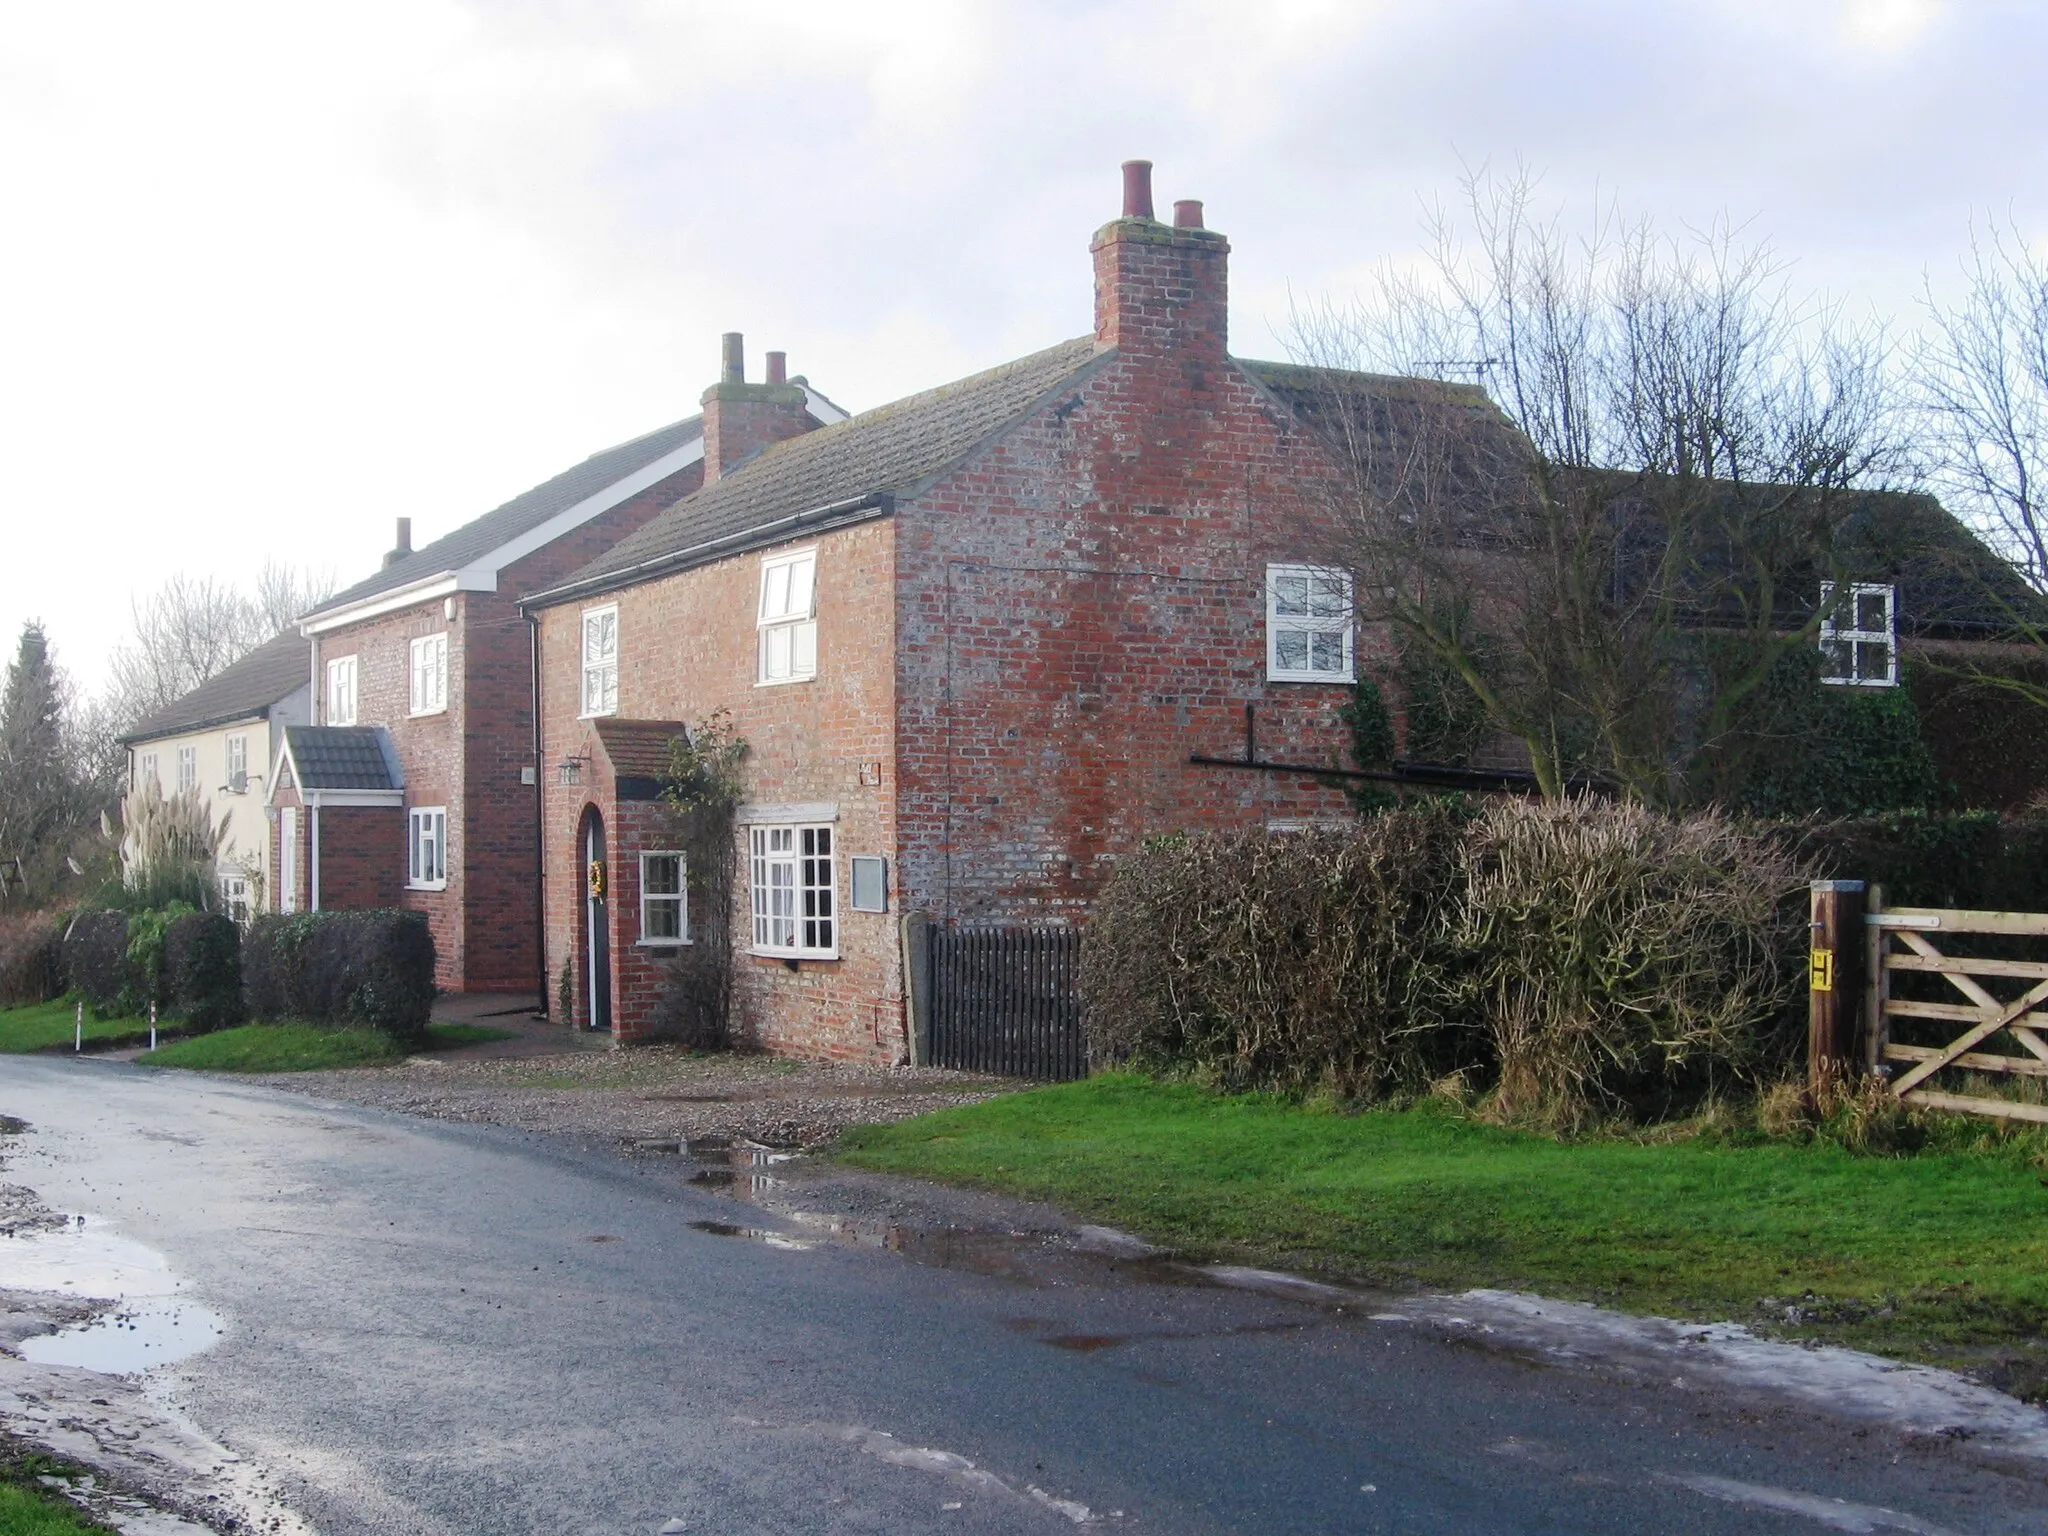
[
  {"x1": 61, "y1": 909, "x2": 133, "y2": 1017},
  {"x1": 244, "y1": 910, "x2": 435, "y2": 1045},
  {"x1": 162, "y1": 911, "x2": 243, "y2": 1032}
]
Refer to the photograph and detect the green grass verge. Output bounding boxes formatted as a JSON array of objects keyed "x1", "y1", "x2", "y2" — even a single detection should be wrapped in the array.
[
  {"x1": 0, "y1": 1001, "x2": 156, "y2": 1054},
  {"x1": 139, "y1": 1021, "x2": 511, "y2": 1073},
  {"x1": 0, "y1": 1448, "x2": 119, "y2": 1535},
  {"x1": 838, "y1": 1074, "x2": 2048, "y2": 1385}
]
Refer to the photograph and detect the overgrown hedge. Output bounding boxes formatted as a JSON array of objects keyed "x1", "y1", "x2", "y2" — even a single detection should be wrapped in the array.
[
  {"x1": 1083, "y1": 799, "x2": 1811, "y2": 1128},
  {"x1": 163, "y1": 912, "x2": 243, "y2": 1032},
  {"x1": 0, "y1": 913, "x2": 64, "y2": 1008},
  {"x1": 243, "y1": 910, "x2": 436, "y2": 1045}
]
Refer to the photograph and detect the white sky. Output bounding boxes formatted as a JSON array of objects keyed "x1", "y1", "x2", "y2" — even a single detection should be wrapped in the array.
[{"x1": 4, "y1": 0, "x2": 2045, "y2": 693}]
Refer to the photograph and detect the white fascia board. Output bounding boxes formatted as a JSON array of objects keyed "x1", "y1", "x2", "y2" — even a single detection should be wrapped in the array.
[
  {"x1": 301, "y1": 574, "x2": 462, "y2": 636},
  {"x1": 452, "y1": 436, "x2": 708, "y2": 588},
  {"x1": 303, "y1": 788, "x2": 405, "y2": 809},
  {"x1": 264, "y1": 737, "x2": 295, "y2": 808}
]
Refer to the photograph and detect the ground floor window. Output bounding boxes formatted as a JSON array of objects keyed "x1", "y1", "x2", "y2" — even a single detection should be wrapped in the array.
[
  {"x1": 409, "y1": 806, "x2": 448, "y2": 889},
  {"x1": 639, "y1": 851, "x2": 688, "y2": 944},
  {"x1": 218, "y1": 872, "x2": 250, "y2": 924},
  {"x1": 750, "y1": 824, "x2": 835, "y2": 957}
]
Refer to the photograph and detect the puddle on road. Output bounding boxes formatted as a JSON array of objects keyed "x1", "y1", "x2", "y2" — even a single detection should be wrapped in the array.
[
  {"x1": 0, "y1": 1217, "x2": 225, "y2": 1375},
  {"x1": 669, "y1": 1142, "x2": 1343, "y2": 1304}
]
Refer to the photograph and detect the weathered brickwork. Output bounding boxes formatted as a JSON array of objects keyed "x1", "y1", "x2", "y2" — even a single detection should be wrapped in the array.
[
  {"x1": 534, "y1": 185, "x2": 1371, "y2": 1059},
  {"x1": 308, "y1": 461, "x2": 702, "y2": 992},
  {"x1": 538, "y1": 516, "x2": 901, "y2": 1058},
  {"x1": 264, "y1": 765, "x2": 404, "y2": 914}
]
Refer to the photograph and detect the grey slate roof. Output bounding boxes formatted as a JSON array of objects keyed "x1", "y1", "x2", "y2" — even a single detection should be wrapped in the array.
[
  {"x1": 120, "y1": 630, "x2": 310, "y2": 745},
  {"x1": 548, "y1": 338, "x2": 1103, "y2": 598},
  {"x1": 306, "y1": 415, "x2": 706, "y2": 619},
  {"x1": 282, "y1": 726, "x2": 404, "y2": 791}
]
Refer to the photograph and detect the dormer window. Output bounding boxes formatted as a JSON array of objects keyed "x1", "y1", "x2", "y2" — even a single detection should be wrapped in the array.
[{"x1": 1819, "y1": 582, "x2": 1897, "y2": 688}]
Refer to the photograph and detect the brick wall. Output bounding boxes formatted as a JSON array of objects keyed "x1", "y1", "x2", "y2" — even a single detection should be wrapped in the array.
[
  {"x1": 537, "y1": 517, "x2": 900, "y2": 1058},
  {"x1": 309, "y1": 456, "x2": 703, "y2": 993},
  {"x1": 314, "y1": 805, "x2": 406, "y2": 909}
]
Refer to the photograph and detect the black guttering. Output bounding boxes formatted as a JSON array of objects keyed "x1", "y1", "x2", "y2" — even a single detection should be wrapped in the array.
[
  {"x1": 516, "y1": 491, "x2": 894, "y2": 614},
  {"x1": 119, "y1": 704, "x2": 273, "y2": 749}
]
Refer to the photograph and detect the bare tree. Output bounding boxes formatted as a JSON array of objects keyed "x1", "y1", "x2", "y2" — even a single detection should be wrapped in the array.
[
  {"x1": 1293, "y1": 168, "x2": 1910, "y2": 805},
  {"x1": 1914, "y1": 217, "x2": 2048, "y2": 703},
  {"x1": 103, "y1": 562, "x2": 334, "y2": 727}
]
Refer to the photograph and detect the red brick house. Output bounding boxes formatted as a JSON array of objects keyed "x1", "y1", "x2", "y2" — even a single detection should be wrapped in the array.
[
  {"x1": 522, "y1": 162, "x2": 1455, "y2": 1059},
  {"x1": 273, "y1": 380, "x2": 847, "y2": 993}
]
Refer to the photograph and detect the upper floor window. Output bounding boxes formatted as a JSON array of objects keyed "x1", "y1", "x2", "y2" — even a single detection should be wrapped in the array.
[
  {"x1": 757, "y1": 549, "x2": 817, "y2": 685},
  {"x1": 410, "y1": 633, "x2": 449, "y2": 716},
  {"x1": 639, "y1": 851, "x2": 688, "y2": 945},
  {"x1": 1266, "y1": 564, "x2": 1354, "y2": 683},
  {"x1": 225, "y1": 734, "x2": 248, "y2": 793},
  {"x1": 176, "y1": 745, "x2": 198, "y2": 793},
  {"x1": 408, "y1": 805, "x2": 448, "y2": 890},
  {"x1": 1819, "y1": 582, "x2": 1898, "y2": 688},
  {"x1": 327, "y1": 655, "x2": 359, "y2": 726},
  {"x1": 138, "y1": 752, "x2": 158, "y2": 789},
  {"x1": 581, "y1": 606, "x2": 618, "y2": 717},
  {"x1": 750, "y1": 823, "x2": 835, "y2": 958}
]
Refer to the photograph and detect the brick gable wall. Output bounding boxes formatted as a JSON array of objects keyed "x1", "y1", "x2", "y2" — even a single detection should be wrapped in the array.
[{"x1": 892, "y1": 346, "x2": 1362, "y2": 925}]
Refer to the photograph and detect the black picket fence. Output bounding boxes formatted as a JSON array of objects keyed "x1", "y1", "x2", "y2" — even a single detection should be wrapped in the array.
[{"x1": 925, "y1": 924, "x2": 1087, "y2": 1081}]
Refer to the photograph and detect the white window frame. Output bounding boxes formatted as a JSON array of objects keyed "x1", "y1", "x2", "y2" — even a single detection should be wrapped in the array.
[
  {"x1": 638, "y1": 850, "x2": 690, "y2": 947},
  {"x1": 225, "y1": 734, "x2": 248, "y2": 793},
  {"x1": 408, "y1": 805, "x2": 448, "y2": 891},
  {"x1": 278, "y1": 806, "x2": 298, "y2": 914},
  {"x1": 176, "y1": 744, "x2": 198, "y2": 793},
  {"x1": 327, "y1": 655, "x2": 359, "y2": 726},
  {"x1": 1265, "y1": 563, "x2": 1355, "y2": 684},
  {"x1": 1819, "y1": 581, "x2": 1898, "y2": 688},
  {"x1": 750, "y1": 823, "x2": 837, "y2": 958},
  {"x1": 137, "y1": 752, "x2": 158, "y2": 788},
  {"x1": 580, "y1": 606, "x2": 619, "y2": 718},
  {"x1": 849, "y1": 855, "x2": 888, "y2": 913},
  {"x1": 218, "y1": 872, "x2": 251, "y2": 925},
  {"x1": 756, "y1": 548, "x2": 818, "y2": 686},
  {"x1": 409, "y1": 633, "x2": 449, "y2": 716}
]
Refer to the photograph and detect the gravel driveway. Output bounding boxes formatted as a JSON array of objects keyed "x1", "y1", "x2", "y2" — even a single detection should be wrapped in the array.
[{"x1": 256, "y1": 1019, "x2": 1020, "y2": 1147}]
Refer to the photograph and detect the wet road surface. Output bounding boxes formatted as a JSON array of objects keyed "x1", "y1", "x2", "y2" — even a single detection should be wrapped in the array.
[{"x1": 5, "y1": 1055, "x2": 2047, "y2": 1535}]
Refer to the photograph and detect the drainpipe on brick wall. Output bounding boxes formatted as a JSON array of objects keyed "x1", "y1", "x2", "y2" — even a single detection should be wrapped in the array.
[
  {"x1": 309, "y1": 803, "x2": 322, "y2": 911},
  {"x1": 528, "y1": 611, "x2": 548, "y2": 1017}
]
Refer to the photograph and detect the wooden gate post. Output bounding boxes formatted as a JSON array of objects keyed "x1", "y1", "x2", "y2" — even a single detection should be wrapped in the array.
[
  {"x1": 1809, "y1": 880, "x2": 1866, "y2": 1103},
  {"x1": 900, "y1": 912, "x2": 932, "y2": 1067}
]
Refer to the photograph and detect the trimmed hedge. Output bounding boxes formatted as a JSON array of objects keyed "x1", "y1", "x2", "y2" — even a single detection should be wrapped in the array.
[
  {"x1": 162, "y1": 911, "x2": 243, "y2": 1032},
  {"x1": 0, "y1": 913, "x2": 64, "y2": 1008},
  {"x1": 62, "y1": 909, "x2": 135, "y2": 1018},
  {"x1": 243, "y1": 910, "x2": 436, "y2": 1044}
]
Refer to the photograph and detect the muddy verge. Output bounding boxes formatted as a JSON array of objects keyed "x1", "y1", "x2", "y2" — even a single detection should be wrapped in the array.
[{"x1": 254, "y1": 1045, "x2": 1020, "y2": 1146}]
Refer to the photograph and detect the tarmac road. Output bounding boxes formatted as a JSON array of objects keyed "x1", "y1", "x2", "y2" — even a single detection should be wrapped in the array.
[{"x1": 3, "y1": 1055, "x2": 2046, "y2": 1536}]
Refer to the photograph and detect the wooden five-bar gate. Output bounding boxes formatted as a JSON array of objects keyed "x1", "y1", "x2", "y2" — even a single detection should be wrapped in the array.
[
  {"x1": 905, "y1": 920, "x2": 1087, "y2": 1081},
  {"x1": 1813, "y1": 881, "x2": 2048, "y2": 1123}
]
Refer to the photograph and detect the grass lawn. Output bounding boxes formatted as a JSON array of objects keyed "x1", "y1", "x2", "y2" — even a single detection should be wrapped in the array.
[
  {"x1": 838, "y1": 1073, "x2": 2048, "y2": 1383},
  {"x1": 0, "y1": 1001, "x2": 156, "y2": 1054},
  {"x1": 140, "y1": 1021, "x2": 510, "y2": 1073}
]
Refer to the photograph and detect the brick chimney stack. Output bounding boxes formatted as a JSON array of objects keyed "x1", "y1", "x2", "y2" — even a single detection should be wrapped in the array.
[
  {"x1": 700, "y1": 332, "x2": 814, "y2": 482},
  {"x1": 1091, "y1": 160, "x2": 1229, "y2": 364},
  {"x1": 384, "y1": 517, "x2": 412, "y2": 569}
]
